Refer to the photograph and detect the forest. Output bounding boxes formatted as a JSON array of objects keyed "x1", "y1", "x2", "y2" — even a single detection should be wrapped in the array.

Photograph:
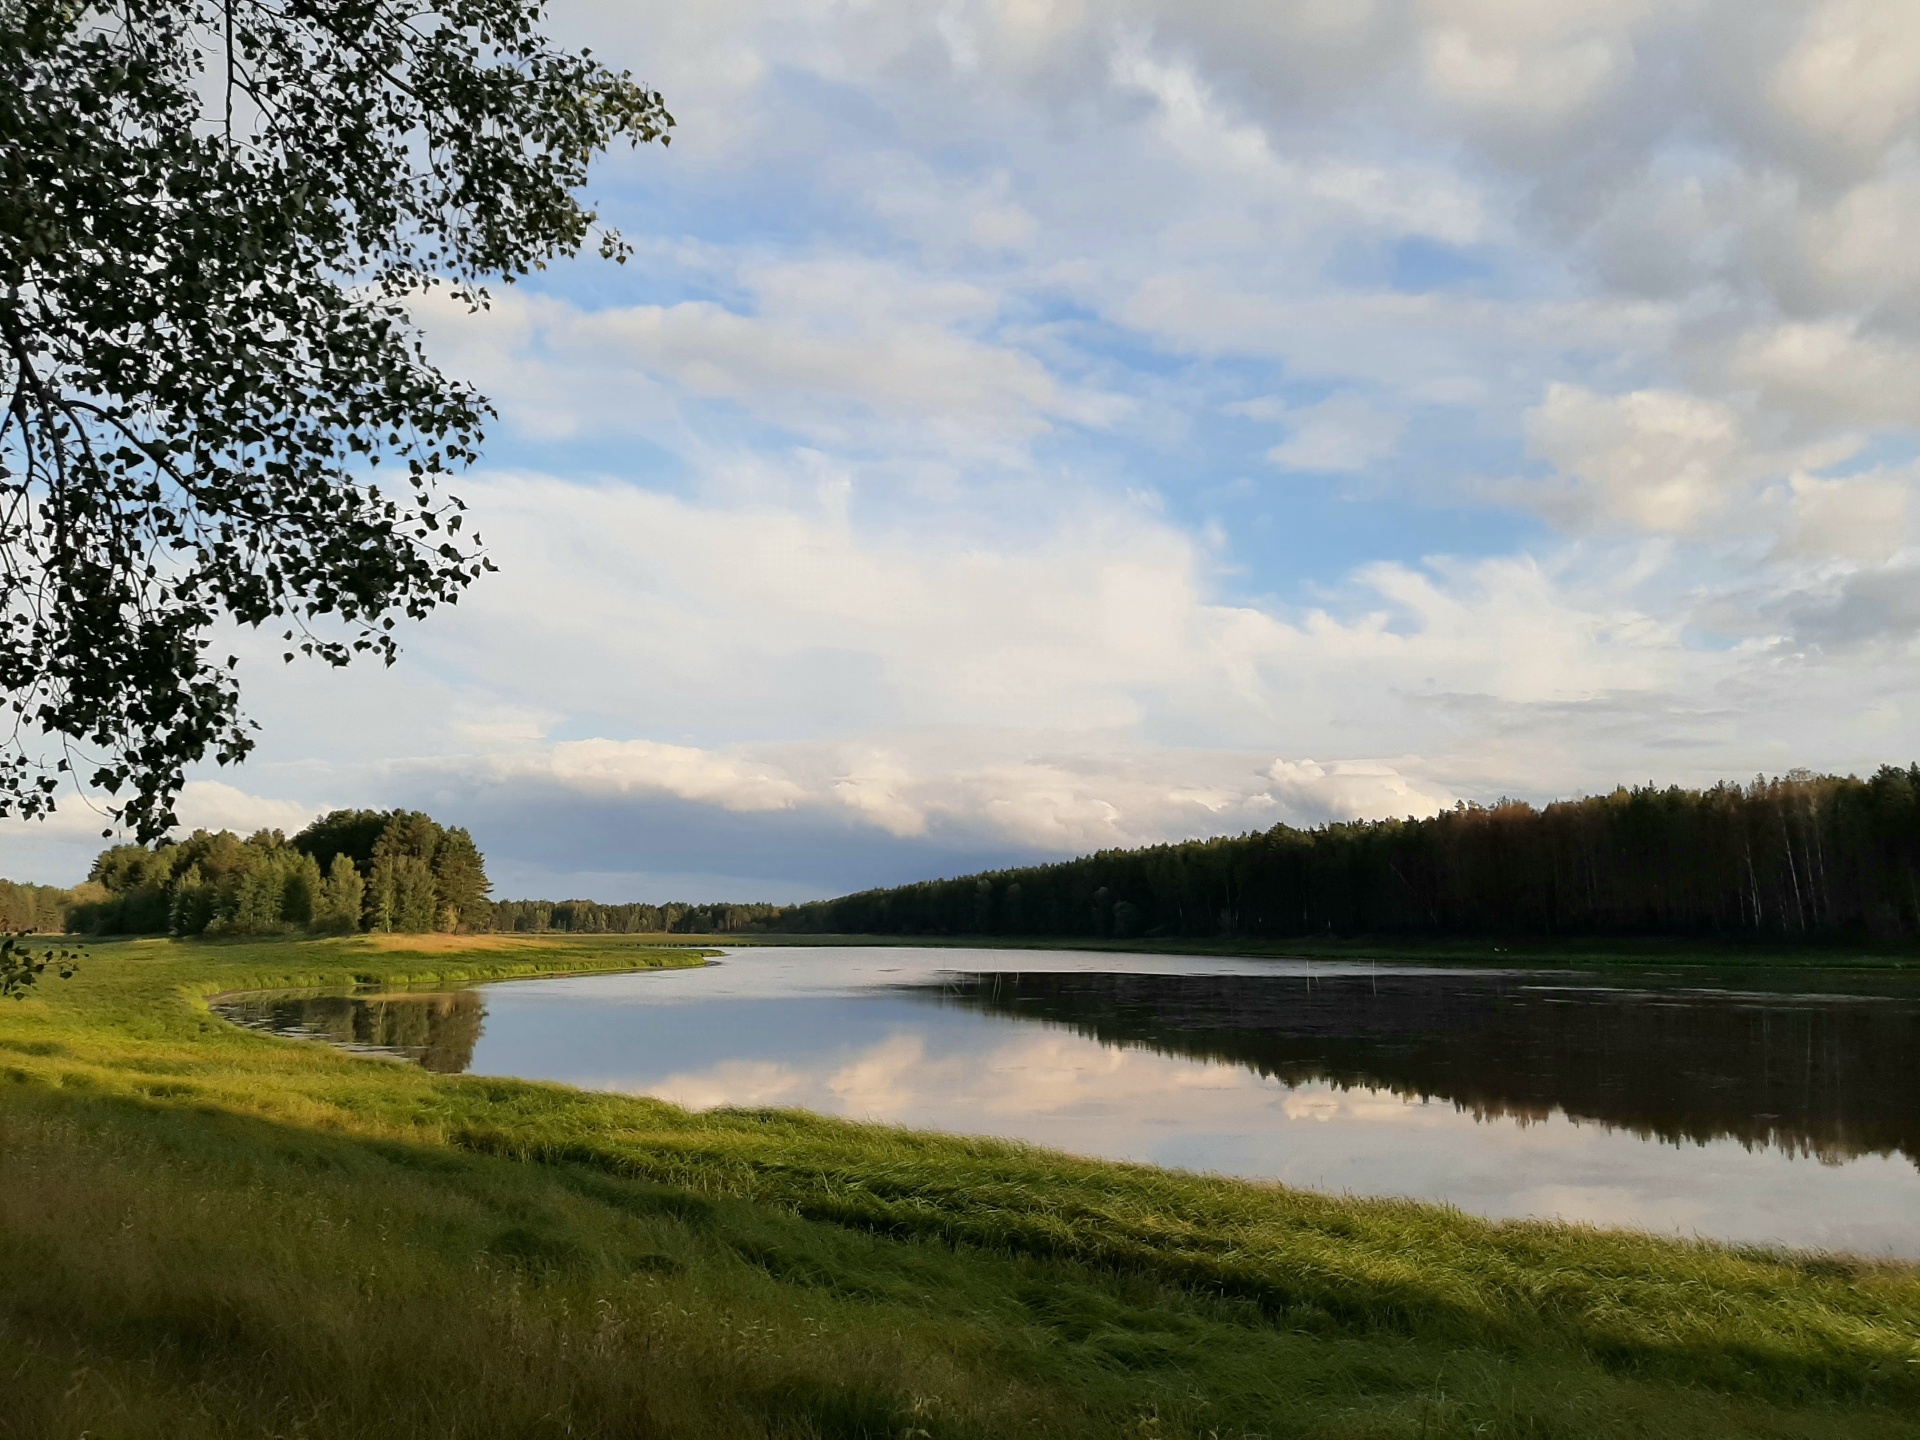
[
  {"x1": 0, "y1": 877, "x2": 90, "y2": 934},
  {"x1": 488, "y1": 898, "x2": 782, "y2": 935},
  {"x1": 68, "y1": 810, "x2": 491, "y2": 937},
  {"x1": 771, "y1": 766, "x2": 1920, "y2": 943},
  {"x1": 51, "y1": 811, "x2": 779, "y2": 938},
  {"x1": 42, "y1": 765, "x2": 1920, "y2": 943}
]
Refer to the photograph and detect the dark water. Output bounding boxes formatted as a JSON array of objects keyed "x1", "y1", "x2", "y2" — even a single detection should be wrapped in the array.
[
  {"x1": 212, "y1": 947, "x2": 1920, "y2": 1256},
  {"x1": 218, "y1": 990, "x2": 487, "y2": 1073}
]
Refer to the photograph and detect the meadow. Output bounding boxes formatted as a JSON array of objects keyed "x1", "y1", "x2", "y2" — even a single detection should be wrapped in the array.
[{"x1": 3, "y1": 933, "x2": 1919, "y2": 1439}]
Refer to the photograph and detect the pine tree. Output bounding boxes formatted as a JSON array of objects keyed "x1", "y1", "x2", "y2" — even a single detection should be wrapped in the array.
[
  {"x1": 431, "y1": 828, "x2": 491, "y2": 932},
  {"x1": 283, "y1": 853, "x2": 324, "y2": 928},
  {"x1": 367, "y1": 813, "x2": 449, "y2": 933},
  {"x1": 312, "y1": 855, "x2": 365, "y2": 935},
  {"x1": 168, "y1": 866, "x2": 212, "y2": 936}
]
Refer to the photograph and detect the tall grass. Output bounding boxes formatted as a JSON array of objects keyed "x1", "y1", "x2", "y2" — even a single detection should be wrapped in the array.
[{"x1": 2, "y1": 933, "x2": 1918, "y2": 1438}]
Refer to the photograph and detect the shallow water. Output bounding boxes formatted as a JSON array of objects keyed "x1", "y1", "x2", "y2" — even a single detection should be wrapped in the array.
[{"x1": 213, "y1": 946, "x2": 1920, "y2": 1256}]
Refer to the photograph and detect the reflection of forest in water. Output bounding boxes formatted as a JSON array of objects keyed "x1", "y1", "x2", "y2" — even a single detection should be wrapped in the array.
[
  {"x1": 925, "y1": 971, "x2": 1920, "y2": 1166},
  {"x1": 216, "y1": 991, "x2": 484, "y2": 1074}
]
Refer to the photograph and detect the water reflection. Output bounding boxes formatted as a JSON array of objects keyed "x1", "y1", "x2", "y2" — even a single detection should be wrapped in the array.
[
  {"x1": 217, "y1": 990, "x2": 484, "y2": 1073},
  {"x1": 931, "y1": 970, "x2": 1920, "y2": 1166},
  {"x1": 210, "y1": 949, "x2": 1920, "y2": 1254}
]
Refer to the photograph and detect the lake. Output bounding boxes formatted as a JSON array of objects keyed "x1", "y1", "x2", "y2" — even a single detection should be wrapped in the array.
[{"x1": 213, "y1": 945, "x2": 1920, "y2": 1257}]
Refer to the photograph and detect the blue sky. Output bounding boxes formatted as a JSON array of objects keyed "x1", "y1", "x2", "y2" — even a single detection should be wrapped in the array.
[{"x1": 10, "y1": 0, "x2": 1920, "y2": 899}]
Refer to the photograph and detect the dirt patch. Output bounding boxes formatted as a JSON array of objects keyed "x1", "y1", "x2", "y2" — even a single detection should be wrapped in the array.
[{"x1": 349, "y1": 933, "x2": 566, "y2": 954}]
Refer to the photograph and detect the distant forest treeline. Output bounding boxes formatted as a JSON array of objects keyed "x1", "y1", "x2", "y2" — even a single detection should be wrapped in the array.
[
  {"x1": 35, "y1": 765, "x2": 1920, "y2": 943},
  {"x1": 0, "y1": 878, "x2": 90, "y2": 934},
  {"x1": 488, "y1": 898, "x2": 781, "y2": 934},
  {"x1": 770, "y1": 767, "x2": 1920, "y2": 943}
]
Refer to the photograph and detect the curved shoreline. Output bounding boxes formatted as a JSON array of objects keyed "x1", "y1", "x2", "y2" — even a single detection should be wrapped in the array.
[{"x1": 4, "y1": 932, "x2": 1918, "y2": 1438}]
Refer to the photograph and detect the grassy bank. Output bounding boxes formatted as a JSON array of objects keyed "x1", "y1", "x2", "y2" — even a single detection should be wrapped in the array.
[{"x1": 3, "y1": 935, "x2": 1919, "y2": 1438}]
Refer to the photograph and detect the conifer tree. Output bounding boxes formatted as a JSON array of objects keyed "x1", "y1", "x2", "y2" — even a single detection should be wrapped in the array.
[
  {"x1": 70, "y1": 807, "x2": 489, "y2": 936},
  {"x1": 431, "y1": 827, "x2": 491, "y2": 932},
  {"x1": 312, "y1": 854, "x2": 364, "y2": 935}
]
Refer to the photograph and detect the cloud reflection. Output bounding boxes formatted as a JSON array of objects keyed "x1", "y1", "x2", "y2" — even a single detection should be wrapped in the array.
[
  {"x1": 593, "y1": 1019, "x2": 1920, "y2": 1255},
  {"x1": 359, "y1": 949, "x2": 1920, "y2": 1258}
]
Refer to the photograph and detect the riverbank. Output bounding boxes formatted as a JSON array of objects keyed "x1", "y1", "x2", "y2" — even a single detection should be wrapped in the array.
[
  {"x1": 697, "y1": 929, "x2": 1920, "y2": 967},
  {"x1": 4, "y1": 935, "x2": 1919, "y2": 1438}
]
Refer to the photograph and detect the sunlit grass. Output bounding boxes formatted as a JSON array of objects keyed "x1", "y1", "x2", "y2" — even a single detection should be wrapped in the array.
[{"x1": 2, "y1": 933, "x2": 1918, "y2": 1438}]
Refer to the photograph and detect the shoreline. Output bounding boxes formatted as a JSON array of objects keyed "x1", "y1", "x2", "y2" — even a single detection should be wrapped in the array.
[{"x1": 5, "y1": 932, "x2": 1918, "y2": 1438}]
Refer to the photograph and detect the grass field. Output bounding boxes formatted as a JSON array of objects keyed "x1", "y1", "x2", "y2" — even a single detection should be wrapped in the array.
[{"x1": 3, "y1": 933, "x2": 1919, "y2": 1439}]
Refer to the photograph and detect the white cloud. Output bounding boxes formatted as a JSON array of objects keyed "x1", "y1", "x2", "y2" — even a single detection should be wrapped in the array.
[
  {"x1": 1728, "y1": 322, "x2": 1920, "y2": 429},
  {"x1": 1771, "y1": 0, "x2": 1920, "y2": 155},
  {"x1": 536, "y1": 740, "x2": 806, "y2": 812},
  {"x1": 419, "y1": 273, "x2": 1123, "y2": 452},
  {"x1": 20, "y1": 0, "x2": 1920, "y2": 901},
  {"x1": 1119, "y1": 277, "x2": 1673, "y2": 392},
  {"x1": 0, "y1": 779, "x2": 317, "y2": 887},
  {"x1": 1266, "y1": 758, "x2": 1453, "y2": 822},
  {"x1": 392, "y1": 0, "x2": 1920, "y2": 893},
  {"x1": 1784, "y1": 177, "x2": 1920, "y2": 312},
  {"x1": 171, "y1": 781, "x2": 318, "y2": 837},
  {"x1": 1524, "y1": 384, "x2": 1748, "y2": 532},
  {"x1": 1775, "y1": 471, "x2": 1910, "y2": 564},
  {"x1": 1112, "y1": 38, "x2": 1490, "y2": 244},
  {"x1": 191, "y1": 472, "x2": 1730, "y2": 871},
  {"x1": 1421, "y1": 21, "x2": 1629, "y2": 126},
  {"x1": 1264, "y1": 394, "x2": 1408, "y2": 471}
]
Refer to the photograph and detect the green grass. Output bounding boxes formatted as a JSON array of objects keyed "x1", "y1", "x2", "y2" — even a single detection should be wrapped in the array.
[{"x1": 3, "y1": 933, "x2": 1919, "y2": 1439}]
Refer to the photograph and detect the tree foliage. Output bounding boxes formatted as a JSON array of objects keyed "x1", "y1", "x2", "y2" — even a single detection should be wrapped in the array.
[
  {"x1": 64, "y1": 808, "x2": 773, "y2": 937},
  {"x1": 774, "y1": 767, "x2": 1920, "y2": 944},
  {"x1": 0, "y1": 0, "x2": 671, "y2": 839},
  {"x1": 488, "y1": 897, "x2": 780, "y2": 935},
  {"x1": 0, "y1": 931, "x2": 78, "y2": 998},
  {"x1": 70, "y1": 807, "x2": 491, "y2": 935},
  {"x1": 0, "y1": 875, "x2": 88, "y2": 931}
]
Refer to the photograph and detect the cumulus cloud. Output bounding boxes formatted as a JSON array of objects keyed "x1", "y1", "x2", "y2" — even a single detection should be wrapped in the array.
[
  {"x1": 11, "y1": 0, "x2": 1920, "y2": 899},
  {"x1": 172, "y1": 781, "x2": 318, "y2": 837},
  {"x1": 1420, "y1": 1, "x2": 1653, "y2": 129},
  {"x1": 1728, "y1": 322, "x2": 1920, "y2": 429},
  {"x1": 1524, "y1": 384, "x2": 1749, "y2": 532},
  {"x1": 371, "y1": 733, "x2": 1456, "y2": 880},
  {"x1": 536, "y1": 740, "x2": 806, "y2": 812},
  {"x1": 1266, "y1": 758, "x2": 1453, "y2": 823},
  {"x1": 1775, "y1": 471, "x2": 1910, "y2": 564},
  {"x1": 1771, "y1": 0, "x2": 1920, "y2": 157}
]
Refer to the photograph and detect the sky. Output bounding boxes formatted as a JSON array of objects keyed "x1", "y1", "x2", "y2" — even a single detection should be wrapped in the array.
[{"x1": 10, "y1": 0, "x2": 1920, "y2": 900}]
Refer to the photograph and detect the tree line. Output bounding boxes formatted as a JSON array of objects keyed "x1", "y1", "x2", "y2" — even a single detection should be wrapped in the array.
[
  {"x1": 488, "y1": 899, "x2": 782, "y2": 935},
  {"x1": 70, "y1": 810, "x2": 490, "y2": 937},
  {"x1": 0, "y1": 878, "x2": 90, "y2": 934},
  {"x1": 54, "y1": 809, "x2": 783, "y2": 938},
  {"x1": 770, "y1": 767, "x2": 1920, "y2": 943}
]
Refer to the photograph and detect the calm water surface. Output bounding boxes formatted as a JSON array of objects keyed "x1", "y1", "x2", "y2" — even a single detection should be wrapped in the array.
[{"x1": 214, "y1": 946, "x2": 1920, "y2": 1256}]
